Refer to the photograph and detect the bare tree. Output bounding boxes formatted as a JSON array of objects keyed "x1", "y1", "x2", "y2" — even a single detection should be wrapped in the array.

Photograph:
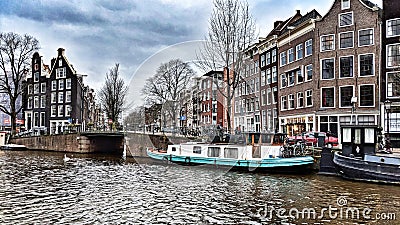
[
  {"x1": 142, "y1": 59, "x2": 195, "y2": 129},
  {"x1": 0, "y1": 32, "x2": 40, "y2": 135},
  {"x1": 98, "y1": 63, "x2": 128, "y2": 128},
  {"x1": 197, "y1": 0, "x2": 256, "y2": 133},
  {"x1": 124, "y1": 106, "x2": 145, "y2": 131}
]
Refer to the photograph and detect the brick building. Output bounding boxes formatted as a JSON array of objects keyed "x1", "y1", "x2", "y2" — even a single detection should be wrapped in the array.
[
  {"x1": 382, "y1": 0, "x2": 400, "y2": 147},
  {"x1": 313, "y1": 0, "x2": 381, "y2": 139},
  {"x1": 277, "y1": 9, "x2": 321, "y2": 135}
]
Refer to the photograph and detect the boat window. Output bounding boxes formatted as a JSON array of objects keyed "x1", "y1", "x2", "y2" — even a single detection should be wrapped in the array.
[
  {"x1": 193, "y1": 146, "x2": 202, "y2": 154},
  {"x1": 208, "y1": 147, "x2": 220, "y2": 157},
  {"x1": 354, "y1": 129, "x2": 361, "y2": 144},
  {"x1": 364, "y1": 128, "x2": 375, "y2": 144},
  {"x1": 224, "y1": 148, "x2": 239, "y2": 159},
  {"x1": 172, "y1": 147, "x2": 176, "y2": 152},
  {"x1": 342, "y1": 128, "x2": 351, "y2": 143}
]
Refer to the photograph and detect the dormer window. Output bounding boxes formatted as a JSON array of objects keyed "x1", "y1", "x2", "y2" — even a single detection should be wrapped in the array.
[
  {"x1": 58, "y1": 59, "x2": 62, "y2": 67},
  {"x1": 342, "y1": 0, "x2": 350, "y2": 10}
]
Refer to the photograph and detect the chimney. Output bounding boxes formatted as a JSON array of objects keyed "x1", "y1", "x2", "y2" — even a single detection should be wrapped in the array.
[
  {"x1": 296, "y1": 10, "x2": 301, "y2": 15},
  {"x1": 274, "y1": 21, "x2": 282, "y2": 28},
  {"x1": 57, "y1": 48, "x2": 65, "y2": 56}
]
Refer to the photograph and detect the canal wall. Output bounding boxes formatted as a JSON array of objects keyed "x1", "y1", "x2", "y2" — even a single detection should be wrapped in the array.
[{"x1": 11, "y1": 133, "x2": 124, "y2": 154}]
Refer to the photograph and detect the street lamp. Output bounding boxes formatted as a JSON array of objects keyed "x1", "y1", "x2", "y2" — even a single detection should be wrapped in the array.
[{"x1": 384, "y1": 100, "x2": 392, "y2": 153}]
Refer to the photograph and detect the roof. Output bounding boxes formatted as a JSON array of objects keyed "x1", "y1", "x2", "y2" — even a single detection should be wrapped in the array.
[{"x1": 280, "y1": 9, "x2": 321, "y2": 35}]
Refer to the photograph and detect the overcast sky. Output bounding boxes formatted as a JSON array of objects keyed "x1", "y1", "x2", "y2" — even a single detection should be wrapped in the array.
[{"x1": 0, "y1": 0, "x2": 381, "y2": 107}]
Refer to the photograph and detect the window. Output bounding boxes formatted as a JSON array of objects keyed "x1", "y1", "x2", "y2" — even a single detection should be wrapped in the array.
[
  {"x1": 66, "y1": 78, "x2": 71, "y2": 89},
  {"x1": 272, "y1": 66, "x2": 277, "y2": 83},
  {"x1": 359, "y1": 54, "x2": 374, "y2": 77},
  {"x1": 359, "y1": 29, "x2": 373, "y2": 46},
  {"x1": 340, "y1": 56, "x2": 354, "y2": 78},
  {"x1": 305, "y1": 39, "x2": 312, "y2": 56},
  {"x1": 34, "y1": 112, "x2": 39, "y2": 127},
  {"x1": 266, "y1": 52, "x2": 271, "y2": 65},
  {"x1": 340, "y1": 32, "x2": 354, "y2": 49},
  {"x1": 261, "y1": 90, "x2": 266, "y2": 106},
  {"x1": 273, "y1": 87, "x2": 278, "y2": 104},
  {"x1": 321, "y1": 87, "x2": 335, "y2": 108},
  {"x1": 321, "y1": 58, "x2": 334, "y2": 79},
  {"x1": 339, "y1": 12, "x2": 353, "y2": 27},
  {"x1": 207, "y1": 147, "x2": 220, "y2": 157},
  {"x1": 66, "y1": 105, "x2": 72, "y2": 117},
  {"x1": 59, "y1": 59, "x2": 62, "y2": 67},
  {"x1": 387, "y1": 18, "x2": 400, "y2": 37},
  {"x1": 272, "y1": 49, "x2": 277, "y2": 63},
  {"x1": 267, "y1": 88, "x2": 271, "y2": 105},
  {"x1": 41, "y1": 83, "x2": 46, "y2": 93},
  {"x1": 288, "y1": 94, "x2": 294, "y2": 109},
  {"x1": 58, "y1": 92, "x2": 64, "y2": 103},
  {"x1": 281, "y1": 96, "x2": 287, "y2": 110},
  {"x1": 305, "y1": 65, "x2": 313, "y2": 81},
  {"x1": 28, "y1": 97, "x2": 33, "y2": 109},
  {"x1": 261, "y1": 54, "x2": 265, "y2": 67},
  {"x1": 34, "y1": 96, "x2": 39, "y2": 108},
  {"x1": 342, "y1": 0, "x2": 350, "y2": 9},
  {"x1": 52, "y1": 80, "x2": 57, "y2": 90},
  {"x1": 28, "y1": 84, "x2": 33, "y2": 95},
  {"x1": 297, "y1": 70, "x2": 303, "y2": 84},
  {"x1": 51, "y1": 92, "x2": 57, "y2": 103},
  {"x1": 34, "y1": 84, "x2": 39, "y2": 94},
  {"x1": 34, "y1": 72, "x2": 39, "y2": 82},
  {"x1": 266, "y1": 69, "x2": 271, "y2": 84},
  {"x1": 306, "y1": 90, "x2": 313, "y2": 107},
  {"x1": 58, "y1": 105, "x2": 63, "y2": 117},
  {"x1": 280, "y1": 52, "x2": 287, "y2": 66},
  {"x1": 280, "y1": 74, "x2": 287, "y2": 88},
  {"x1": 288, "y1": 48, "x2": 294, "y2": 63},
  {"x1": 387, "y1": 72, "x2": 400, "y2": 97},
  {"x1": 59, "y1": 79, "x2": 64, "y2": 90},
  {"x1": 321, "y1": 35, "x2": 335, "y2": 51},
  {"x1": 261, "y1": 70, "x2": 266, "y2": 86},
  {"x1": 288, "y1": 71, "x2": 295, "y2": 86},
  {"x1": 387, "y1": 44, "x2": 400, "y2": 67},
  {"x1": 66, "y1": 91, "x2": 71, "y2": 103},
  {"x1": 340, "y1": 86, "x2": 354, "y2": 107},
  {"x1": 51, "y1": 105, "x2": 56, "y2": 117},
  {"x1": 297, "y1": 92, "x2": 304, "y2": 108},
  {"x1": 56, "y1": 67, "x2": 66, "y2": 79},
  {"x1": 320, "y1": 116, "x2": 338, "y2": 135},
  {"x1": 40, "y1": 112, "x2": 45, "y2": 127},
  {"x1": 359, "y1": 85, "x2": 374, "y2": 107},
  {"x1": 296, "y1": 44, "x2": 303, "y2": 60},
  {"x1": 40, "y1": 95, "x2": 46, "y2": 108}
]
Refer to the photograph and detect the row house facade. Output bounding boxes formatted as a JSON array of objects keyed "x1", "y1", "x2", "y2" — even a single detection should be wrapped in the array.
[
  {"x1": 382, "y1": 0, "x2": 400, "y2": 146},
  {"x1": 24, "y1": 48, "x2": 91, "y2": 135},
  {"x1": 313, "y1": 0, "x2": 381, "y2": 139},
  {"x1": 277, "y1": 10, "x2": 321, "y2": 135},
  {"x1": 233, "y1": 45, "x2": 261, "y2": 133}
]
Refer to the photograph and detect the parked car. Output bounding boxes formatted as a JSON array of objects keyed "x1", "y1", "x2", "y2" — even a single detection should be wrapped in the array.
[{"x1": 287, "y1": 132, "x2": 338, "y2": 147}]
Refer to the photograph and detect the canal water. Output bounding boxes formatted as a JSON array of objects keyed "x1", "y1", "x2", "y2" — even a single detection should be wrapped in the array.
[{"x1": 0, "y1": 150, "x2": 399, "y2": 225}]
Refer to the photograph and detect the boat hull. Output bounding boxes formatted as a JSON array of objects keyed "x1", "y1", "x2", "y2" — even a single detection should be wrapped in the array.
[
  {"x1": 0, "y1": 144, "x2": 27, "y2": 151},
  {"x1": 333, "y1": 152, "x2": 400, "y2": 184},
  {"x1": 147, "y1": 149, "x2": 314, "y2": 173}
]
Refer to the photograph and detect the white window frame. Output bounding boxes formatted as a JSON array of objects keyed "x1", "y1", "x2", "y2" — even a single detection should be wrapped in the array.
[
  {"x1": 341, "y1": 0, "x2": 350, "y2": 10},
  {"x1": 387, "y1": 43, "x2": 400, "y2": 68},
  {"x1": 288, "y1": 94, "x2": 295, "y2": 110},
  {"x1": 34, "y1": 83, "x2": 39, "y2": 94},
  {"x1": 297, "y1": 92, "x2": 304, "y2": 109},
  {"x1": 267, "y1": 88, "x2": 271, "y2": 105},
  {"x1": 272, "y1": 49, "x2": 277, "y2": 63},
  {"x1": 66, "y1": 78, "x2": 71, "y2": 89},
  {"x1": 387, "y1": 72, "x2": 400, "y2": 98},
  {"x1": 281, "y1": 96, "x2": 287, "y2": 111},
  {"x1": 272, "y1": 66, "x2": 277, "y2": 83},
  {"x1": 59, "y1": 79, "x2": 64, "y2": 90},
  {"x1": 320, "y1": 34, "x2": 335, "y2": 52},
  {"x1": 387, "y1": 18, "x2": 400, "y2": 38},
  {"x1": 28, "y1": 97, "x2": 33, "y2": 109},
  {"x1": 273, "y1": 87, "x2": 278, "y2": 104},
  {"x1": 34, "y1": 72, "x2": 40, "y2": 82},
  {"x1": 51, "y1": 105, "x2": 56, "y2": 117},
  {"x1": 296, "y1": 43, "x2": 303, "y2": 60},
  {"x1": 358, "y1": 28, "x2": 374, "y2": 47},
  {"x1": 288, "y1": 48, "x2": 294, "y2": 63},
  {"x1": 305, "y1": 64, "x2": 313, "y2": 82},
  {"x1": 321, "y1": 86, "x2": 336, "y2": 109},
  {"x1": 66, "y1": 105, "x2": 72, "y2": 117},
  {"x1": 296, "y1": 69, "x2": 304, "y2": 84},
  {"x1": 305, "y1": 39, "x2": 312, "y2": 57},
  {"x1": 58, "y1": 92, "x2": 64, "y2": 103},
  {"x1": 40, "y1": 112, "x2": 46, "y2": 127},
  {"x1": 321, "y1": 58, "x2": 335, "y2": 80},
  {"x1": 58, "y1": 105, "x2": 64, "y2": 117},
  {"x1": 306, "y1": 90, "x2": 313, "y2": 107},
  {"x1": 280, "y1": 52, "x2": 287, "y2": 67},
  {"x1": 339, "y1": 85, "x2": 355, "y2": 108},
  {"x1": 339, "y1": 55, "x2": 354, "y2": 79},
  {"x1": 359, "y1": 84, "x2": 375, "y2": 108},
  {"x1": 358, "y1": 53, "x2": 375, "y2": 77},
  {"x1": 339, "y1": 31, "x2": 354, "y2": 49},
  {"x1": 41, "y1": 83, "x2": 46, "y2": 94},
  {"x1": 339, "y1": 11, "x2": 353, "y2": 27},
  {"x1": 66, "y1": 91, "x2": 72, "y2": 103},
  {"x1": 34, "y1": 96, "x2": 39, "y2": 108},
  {"x1": 40, "y1": 95, "x2": 46, "y2": 108},
  {"x1": 52, "y1": 80, "x2": 57, "y2": 91}
]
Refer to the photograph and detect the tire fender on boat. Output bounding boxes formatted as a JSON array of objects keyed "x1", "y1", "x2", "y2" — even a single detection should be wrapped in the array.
[
  {"x1": 162, "y1": 156, "x2": 169, "y2": 163},
  {"x1": 185, "y1": 156, "x2": 191, "y2": 164}
]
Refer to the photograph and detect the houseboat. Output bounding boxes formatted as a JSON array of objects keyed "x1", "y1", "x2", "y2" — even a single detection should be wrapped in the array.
[
  {"x1": 147, "y1": 133, "x2": 314, "y2": 173},
  {"x1": 333, "y1": 125, "x2": 400, "y2": 184}
]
